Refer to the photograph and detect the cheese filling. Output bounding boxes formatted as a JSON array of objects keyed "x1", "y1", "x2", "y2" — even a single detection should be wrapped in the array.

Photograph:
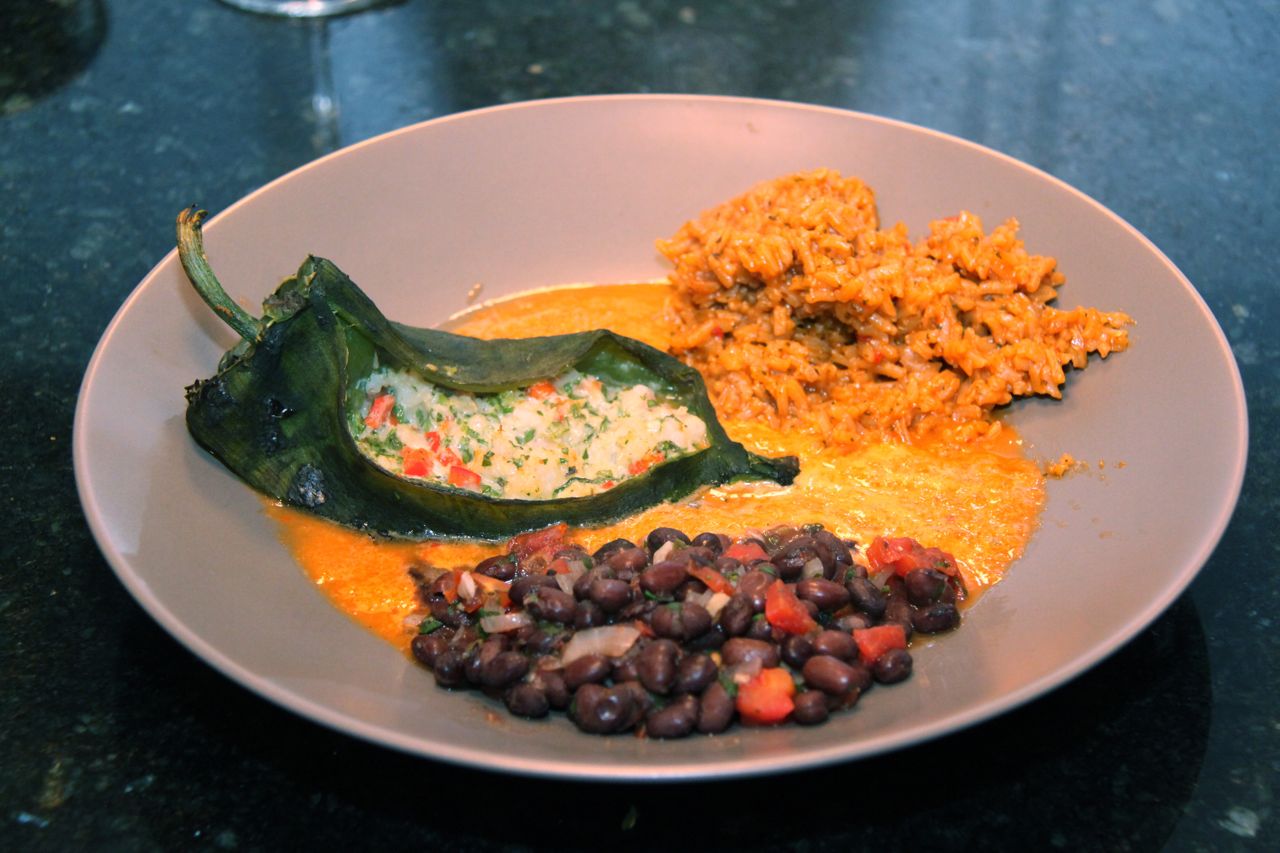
[{"x1": 349, "y1": 367, "x2": 710, "y2": 500}]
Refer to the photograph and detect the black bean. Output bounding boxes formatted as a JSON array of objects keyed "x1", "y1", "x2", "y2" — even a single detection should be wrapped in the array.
[
  {"x1": 835, "y1": 613, "x2": 873, "y2": 632},
  {"x1": 780, "y1": 634, "x2": 815, "y2": 669},
  {"x1": 912, "y1": 602, "x2": 960, "y2": 634},
  {"x1": 432, "y1": 649, "x2": 466, "y2": 688},
  {"x1": 737, "y1": 570, "x2": 775, "y2": 610},
  {"x1": 640, "y1": 560, "x2": 688, "y2": 596},
  {"x1": 796, "y1": 578, "x2": 851, "y2": 611},
  {"x1": 845, "y1": 662, "x2": 873, "y2": 694},
  {"x1": 503, "y1": 683, "x2": 549, "y2": 718},
  {"x1": 651, "y1": 601, "x2": 713, "y2": 641},
  {"x1": 884, "y1": 574, "x2": 908, "y2": 600},
  {"x1": 802, "y1": 599, "x2": 820, "y2": 619},
  {"x1": 763, "y1": 524, "x2": 802, "y2": 551},
  {"x1": 509, "y1": 573, "x2": 557, "y2": 607},
  {"x1": 811, "y1": 629, "x2": 858, "y2": 662},
  {"x1": 717, "y1": 594, "x2": 755, "y2": 637},
  {"x1": 535, "y1": 669, "x2": 571, "y2": 710},
  {"x1": 771, "y1": 535, "x2": 828, "y2": 581},
  {"x1": 563, "y1": 653, "x2": 612, "y2": 690},
  {"x1": 697, "y1": 682, "x2": 736, "y2": 734},
  {"x1": 525, "y1": 587, "x2": 576, "y2": 623},
  {"x1": 684, "y1": 623, "x2": 727, "y2": 652},
  {"x1": 618, "y1": 596, "x2": 657, "y2": 622},
  {"x1": 691, "y1": 532, "x2": 729, "y2": 555},
  {"x1": 792, "y1": 690, "x2": 830, "y2": 725},
  {"x1": 813, "y1": 530, "x2": 854, "y2": 574},
  {"x1": 872, "y1": 648, "x2": 913, "y2": 684},
  {"x1": 605, "y1": 547, "x2": 649, "y2": 579},
  {"x1": 464, "y1": 637, "x2": 505, "y2": 685},
  {"x1": 646, "y1": 526, "x2": 691, "y2": 554},
  {"x1": 616, "y1": 682, "x2": 653, "y2": 729},
  {"x1": 592, "y1": 538, "x2": 636, "y2": 563},
  {"x1": 572, "y1": 566, "x2": 605, "y2": 600},
  {"x1": 904, "y1": 568, "x2": 949, "y2": 606},
  {"x1": 480, "y1": 651, "x2": 530, "y2": 689},
  {"x1": 574, "y1": 600, "x2": 606, "y2": 629},
  {"x1": 744, "y1": 615, "x2": 776, "y2": 643},
  {"x1": 475, "y1": 553, "x2": 518, "y2": 581},
  {"x1": 802, "y1": 655, "x2": 859, "y2": 696},
  {"x1": 721, "y1": 637, "x2": 780, "y2": 669},
  {"x1": 883, "y1": 598, "x2": 915, "y2": 641},
  {"x1": 674, "y1": 653, "x2": 718, "y2": 695},
  {"x1": 637, "y1": 639, "x2": 680, "y2": 694},
  {"x1": 646, "y1": 694, "x2": 700, "y2": 739},
  {"x1": 571, "y1": 684, "x2": 636, "y2": 734},
  {"x1": 588, "y1": 577, "x2": 632, "y2": 612},
  {"x1": 612, "y1": 655, "x2": 640, "y2": 684},
  {"x1": 714, "y1": 555, "x2": 744, "y2": 575},
  {"x1": 520, "y1": 628, "x2": 560, "y2": 657},
  {"x1": 410, "y1": 632, "x2": 450, "y2": 668},
  {"x1": 846, "y1": 577, "x2": 887, "y2": 618}
]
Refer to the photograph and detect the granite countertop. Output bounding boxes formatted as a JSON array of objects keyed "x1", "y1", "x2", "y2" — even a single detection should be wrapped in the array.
[{"x1": 2, "y1": 1, "x2": 1276, "y2": 850}]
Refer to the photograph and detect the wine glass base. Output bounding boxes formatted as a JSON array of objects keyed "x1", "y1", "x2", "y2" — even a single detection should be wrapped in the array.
[{"x1": 217, "y1": 0, "x2": 386, "y2": 18}]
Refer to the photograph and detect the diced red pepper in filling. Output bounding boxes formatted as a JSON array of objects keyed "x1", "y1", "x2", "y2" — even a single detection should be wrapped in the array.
[
  {"x1": 527, "y1": 381, "x2": 557, "y2": 400},
  {"x1": 627, "y1": 451, "x2": 665, "y2": 476},
  {"x1": 448, "y1": 466, "x2": 482, "y2": 491},
  {"x1": 736, "y1": 667, "x2": 796, "y2": 725},
  {"x1": 765, "y1": 579, "x2": 819, "y2": 635},
  {"x1": 401, "y1": 447, "x2": 433, "y2": 478},
  {"x1": 364, "y1": 393, "x2": 395, "y2": 428},
  {"x1": 437, "y1": 446, "x2": 463, "y2": 469},
  {"x1": 722, "y1": 541, "x2": 769, "y2": 564},
  {"x1": 853, "y1": 624, "x2": 908, "y2": 665},
  {"x1": 423, "y1": 431, "x2": 441, "y2": 452}
]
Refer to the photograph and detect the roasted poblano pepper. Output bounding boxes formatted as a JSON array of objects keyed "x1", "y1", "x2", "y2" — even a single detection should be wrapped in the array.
[{"x1": 177, "y1": 208, "x2": 799, "y2": 539}]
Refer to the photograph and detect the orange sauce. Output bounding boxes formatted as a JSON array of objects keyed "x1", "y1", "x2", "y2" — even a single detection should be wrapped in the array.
[{"x1": 271, "y1": 283, "x2": 1045, "y2": 648}]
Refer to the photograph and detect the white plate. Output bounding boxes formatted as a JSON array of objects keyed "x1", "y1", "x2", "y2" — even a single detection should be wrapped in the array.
[{"x1": 73, "y1": 95, "x2": 1247, "y2": 780}]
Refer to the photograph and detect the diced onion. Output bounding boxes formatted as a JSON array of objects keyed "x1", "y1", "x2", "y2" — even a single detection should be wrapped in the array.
[
  {"x1": 457, "y1": 571, "x2": 478, "y2": 600},
  {"x1": 479, "y1": 611, "x2": 534, "y2": 634},
  {"x1": 870, "y1": 569, "x2": 894, "y2": 589},
  {"x1": 685, "y1": 588, "x2": 714, "y2": 609},
  {"x1": 553, "y1": 559, "x2": 586, "y2": 595},
  {"x1": 652, "y1": 540, "x2": 677, "y2": 563},
  {"x1": 802, "y1": 557, "x2": 825, "y2": 579},
  {"x1": 705, "y1": 591, "x2": 731, "y2": 619},
  {"x1": 402, "y1": 613, "x2": 427, "y2": 629},
  {"x1": 561, "y1": 624, "x2": 641, "y2": 665}
]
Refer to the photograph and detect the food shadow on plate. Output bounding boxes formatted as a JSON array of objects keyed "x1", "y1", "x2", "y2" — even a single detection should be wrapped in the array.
[{"x1": 109, "y1": 587, "x2": 1209, "y2": 851}]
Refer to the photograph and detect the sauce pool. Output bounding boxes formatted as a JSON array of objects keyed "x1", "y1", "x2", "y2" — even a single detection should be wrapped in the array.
[{"x1": 269, "y1": 283, "x2": 1045, "y2": 648}]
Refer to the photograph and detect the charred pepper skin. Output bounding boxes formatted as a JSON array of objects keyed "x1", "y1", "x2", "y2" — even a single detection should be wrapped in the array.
[{"x1": 176, "y1": 207, "x2": 799, "y2": 540}]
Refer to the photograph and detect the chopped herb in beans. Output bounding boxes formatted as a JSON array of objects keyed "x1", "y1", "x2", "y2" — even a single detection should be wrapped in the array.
[{"x1": 406, "y1": 525, "x2": 962, "y2": 737}]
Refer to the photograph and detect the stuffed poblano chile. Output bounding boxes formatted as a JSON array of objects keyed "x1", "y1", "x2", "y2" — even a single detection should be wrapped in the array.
[{"x1": 177, "y1": 207, "x2": 799, "y2": 540}]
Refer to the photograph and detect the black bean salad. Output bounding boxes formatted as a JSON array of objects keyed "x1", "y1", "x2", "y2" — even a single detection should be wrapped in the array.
[{"x1": 407, "y1": 523, "x2": 965, "y2": 737}]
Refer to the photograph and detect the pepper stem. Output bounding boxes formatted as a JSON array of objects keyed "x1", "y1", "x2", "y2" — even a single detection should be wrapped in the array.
[{"x1": 176, "y1": 207, "x2": 263, "y2": 342}]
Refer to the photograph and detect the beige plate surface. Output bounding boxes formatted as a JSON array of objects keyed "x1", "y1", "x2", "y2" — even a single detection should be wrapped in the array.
[{"x1": 74, "y1": 95, "x2": 1247, "y2": 780}]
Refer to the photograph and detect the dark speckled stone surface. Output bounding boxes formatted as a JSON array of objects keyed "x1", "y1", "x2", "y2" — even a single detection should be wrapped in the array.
[{"x1": 2, "y1": 1, "x2": 1276, "y2": 850}]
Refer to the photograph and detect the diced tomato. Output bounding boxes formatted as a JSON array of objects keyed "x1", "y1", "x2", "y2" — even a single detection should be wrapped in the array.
[
  {"x1": 736, "y1": 667, "x2": 796, "y2": 725},
  {"x1": 528, "y1": 381, "x2": 557, "y2": 400},
  {"x1": 508, "y1": 523, "x2": 569, "y2": 565},
  {"x1": 634, "y1": 618, "x2": 656, "y2": 639},
  {"x1": 470, "y1": 572, "x2": 511, "y2": 608},
  {"x1": 853, "y1": 624, "x2": 908, "y2": 665},
  {"x1": 688, "y1": 564, "x2": 735, "y2": 596},
  {"x1": 722, "y1": 541, "x2": 769, "y2": 564},
  {"x1": 602, "y1": 480, "x2": 615, "y2": 490},
  {"x1": 764, "y1": 579, "x2": 819, "y2": 635},
  {"x1": 448, "y1": 466, "x2": 482, "y2": 491},
  {"x1": 866, "y1": 536, "x2": 959, "y2": 578},
  {"x1": 436, "y1": 571, "x2": 459, "y2": 604},
  {"x1": 627, "y1": 451, "x2": 665, "y2": 476},
  {"x1": 364, "y1": 393, "x2": 395, "y2": 428},
  {"x1": 401, "y1": 447, "x2": 433, "y2": 478}
]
